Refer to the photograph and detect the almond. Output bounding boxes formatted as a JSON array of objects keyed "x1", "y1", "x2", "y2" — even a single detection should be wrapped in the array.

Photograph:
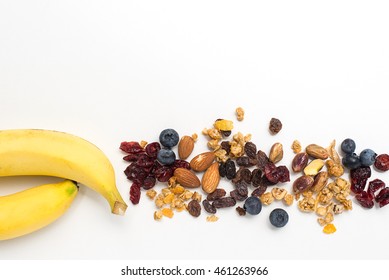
[
  {"x1": 201, "y1": 162, "x2": 220, "y2": 194},
  {"x1": 189, "y1": 152, "x2": 215, "y2": 172},
  {"x1": 178, "y1": 135, "x2": 195, "y2": 160},
  {"x1": 174, "y1": 168, "x2": 201, "y2": 188}
]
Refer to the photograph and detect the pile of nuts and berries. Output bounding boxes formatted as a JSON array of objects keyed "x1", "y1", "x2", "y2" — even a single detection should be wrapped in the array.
[{"x1": 120, "y1": 108, "x2": 389, "y2": 234}]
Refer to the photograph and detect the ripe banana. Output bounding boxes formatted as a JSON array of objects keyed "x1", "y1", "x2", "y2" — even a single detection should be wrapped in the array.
[
  {"x1": 0, "y1": 129, "x2": 127, "y2": 215},
  {"x1": 0, "y1": 180, "x2": 78, "y2": 241}
]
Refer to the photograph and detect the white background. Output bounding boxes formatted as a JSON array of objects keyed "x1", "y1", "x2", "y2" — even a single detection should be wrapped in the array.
[{"x1": 0, "y1": 0, "x2": 389, "y2": 261}]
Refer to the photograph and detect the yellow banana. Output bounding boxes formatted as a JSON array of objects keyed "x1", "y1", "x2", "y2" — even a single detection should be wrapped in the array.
[
  {"x1": 0, "y1": 180, "x2": 78, "y2": 241},
  {"x1": 0, "y1": 129, "x2": 127, "y2": 215}
]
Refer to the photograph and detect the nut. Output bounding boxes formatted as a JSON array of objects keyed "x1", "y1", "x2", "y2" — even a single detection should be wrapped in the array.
[
  {"x1": 178, "y1": 136, "x2": 195, "y2": 160},
  {"x1": 311, "y1": 171, "x2": 329, "y2": 193},
  {"x1": 304, "y1": 159, "x2": 325, "y2": 176},
  {"x1": 269, "y1": 142, "x2": 283, "y2": 163},
  {"x1": 292, "y1": 152, "x2": 309, "y2": 172},
  {"x1": 293, "y1": 175, "x2": 314, "y2": 194},
  {"x1": 201, "y1": 162, "x2": 221, "y2": 194},
  {"x1": 190, "y1": 152, "x2": 216, "y2": 172},
  {"x1": 306, "y1": 144, "x2": 329, "y2": 160},
  {"x1": 174, "y1": 168, "x2": 201, "y2": 188}
]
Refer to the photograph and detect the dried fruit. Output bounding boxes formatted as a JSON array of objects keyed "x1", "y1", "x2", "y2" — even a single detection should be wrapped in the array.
[
  {"x1": 244, "y1": 142, "x2": 257, "y2": 159},
  {"x1": 236, "y1": 206, "x2": 246, "y2": 216},
  {"x1": 306, "y1": 144, "x2": 329, "y2": 160},
  {"x1": 207, "y1": 188, "x2": 227, "y2": 201},
  {"x1": 292, "y1": 153, "x2": 309, "y2": 173},
  {"x1": 212, "y1": 197, "x2": 236, "y2": 208},
  {"x1": 269, "y1": 118, "x2": 282, "y2": 135},
  {"x1": 174, "y1": 168, "x2": 201, "y2": 188},
  {"x1": 350, "y1": 166, "x2": 371, "y2": 194},
  {"x1": 355, "y1": 191, "x2": 374, "y2": 209},
  {"x1": 375, "y1": 188, "x2": 389, "y2": 208},
  {"x1": 225, "y1": 159, "x2": 237, "y2": 180},
  {"x1": 178, "y1": 136, "x2": 195, "y2": 160},
  {"x1": 269, "y1": 143, "x2": 284, "y2": 163},
  {"x1": 214, "y1": 119, "x2": 234, "y2": 131},
  {"x1": 367, "y1": 179, "x2": 385, "y2": 198},
  {"x1": 190, "y1": 152, "x2": 216, "y2": 172},
  {"x1": 162, "y1": 208, "x2": 174, "y2": 218},
  {"x1": 201, "y1": 162, "x2": 220, "y2": 194},
  {"x1": 323, "y1": 223, "x2": 336, "y2": 234},
  {"x1": 130, "y1": 182, "x2": 141, "y2": 204},
  {"x1": 187, "y1": 200, "x2": 201, "y2": 217},
  {"x1": 375, "y1": 154, "x2": 389, "y2": 171},
  {"x1": 202, "y1": 199, "x2": 217, "y2": 214}
]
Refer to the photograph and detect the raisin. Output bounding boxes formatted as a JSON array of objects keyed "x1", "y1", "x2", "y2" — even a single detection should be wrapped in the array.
[
  {"x1": 232, "y1": 167, "x2": 243, "y2": 184},
  {"x1": 235, "y1": 181, "x2": 249, "y2": 196},
  {"x1": 230, "y1": 189, "x2": 248, "y2": 201},
  {"x1": 355, "y1": 191, "x2": 374, "y2": 209},
  {"x1": 220, "y1": 141, "x2": 231, "y2": 154},
  {"x1": 129, "y1": 182, "x2": 141, "y2": 204},
  {"x1": 219, "y1": 162, "x2": 227, "y2": 178},
  {"x1": 367, "y1": 179, "x2": 385, "y2": 198},
  {"x1": 221, "y1": 130, "x2": 231, "y2": 137},
  {"x1": 374, "y1": 154, "x2": 389, "y2": 171},
  {"x1": 188, "y1": 200, "x2": 201, "y2": 217},
  {"x1": 212, "y1": 197, "x2": 236, "y2": 208},
  {"x1": 236, "y1": 156, "x2": 253, "y2": 167},
  {"x1": 240, "y1": 168, "x2": 252, "y2": 184},
  {"x1": 202, "y1": 199, "x2": 217, "y2": 214},
  {"x1": 350, "y1": 166, "x2": 371, "y2": 194},
  {"x1": 251, "y1": 168, "x2": 262, "y2": 187},
  {"x1": 225, "y1": 159, "x2": 236, "y2": 180},
  {"x1": 120, "y1": 141, "x2": 144, "y2": 154},
  {"x1": 269, "y1": 118, "x2": 282, "y2": 135},
  {"x1": 236, "y1": 206, "x2": 246, "y2": 216},
  {"x1": 244, "y1": 142, "x2": 257, "y2": 159},
  {"x1": 259, "y1": 175, "x2": 277, "y2": 188},
  {"x1": 256, "y1": 150, "x2": 270, "y2": 172},
  {"x1": 251, "y1": 185, "x2": 267, "y2": 197},
  {"x1": 207, "y1": 188, "x2": 227, "y2": 201}
]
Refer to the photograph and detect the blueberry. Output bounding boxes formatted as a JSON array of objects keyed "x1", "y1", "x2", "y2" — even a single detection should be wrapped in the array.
[
  {"x1": 341, "y1": 138, "x2": 356, "y2": 154},
  {"x1": 243, "y1": 196, "x2": 262, "y2": 215},
  {"x1": 269, "y1": 208, "x2": 289, "y2": 228},
  {"x1": 157, "y1": 148, "x2": 176, "y2": 165},
  {"x1": 159, "y1": 129, "x2": 179, "y2": 148},
  {"x1": 342, "y1": 153, "x2": 361, "y2": 170},
  {"x1": 360, "y1": 149, "x2": 377, "y2": 167}
]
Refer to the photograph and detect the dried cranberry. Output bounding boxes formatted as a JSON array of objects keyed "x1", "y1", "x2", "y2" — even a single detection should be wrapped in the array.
[
  {"x1": 136, "y1": 154, "x2": 155, "y2": 168},
  {"x1": 264, "y1": 163, "x2": 280, "y2": 183},
  {"x1": 145, "y1": 142, "x2": 161, "y2": 158},
  {"x1": 129, "y1": 182, "x2": 141, "y2": 204},
  {"x1": 355, "y1": 191, "x2": 374, "y2": 209},
  {"x1": 172, "y1": 159, "x2": 190, "y2": 170},
  {"x1": 154, "y1": 165, "x2": 173, "y2": 182},
  {"x1": 276, "y1": 166, "x2": 290, "y2": 183},
  {"x1": 374, "y1": 154, "x2": 389, "y2": 171},
  {"x1": 142, "y1": 176, "x2": 157, "y2": 190},
  {"x1": 367, "y1": 179, "x2": 385, "y2": 199},
  {"x1": 375, "y1": 188, "x2": 389, "y2": 208},
  {"x1": 120, "y1": 141, "x2": 144, "y2": 154},
  {"x1": 350, "y1": 166, "x2": 371, "y2": 194},
  {"x1": 123, "y1": 152, "x2": 145, "y2": 162}
]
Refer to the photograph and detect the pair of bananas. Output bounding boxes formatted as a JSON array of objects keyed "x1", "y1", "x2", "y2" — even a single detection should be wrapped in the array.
[{"x1": 0, "y1": 129, "x2": 127, "y2": 241}]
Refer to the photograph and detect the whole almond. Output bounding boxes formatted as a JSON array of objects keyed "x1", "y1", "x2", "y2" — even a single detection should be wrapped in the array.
[
  {"x1": 178, "y1": 136, "x2": 195, "y2": 160},
  {"x1": 201, "y1": 162, "x2": 220, "y2": 194},
  {"x1": 306, "y1": 144, "x2": 329, "y2": 160},
  {"x1": 190, "y1": 152, "x2": 215, "y2": 172},
  {"x1": 174, "y1": 168, "x2": 201, "y2": 188}
]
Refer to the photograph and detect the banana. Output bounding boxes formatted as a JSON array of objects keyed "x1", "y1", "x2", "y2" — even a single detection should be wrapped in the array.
[
  {"x1": 0, "y1": 180, "x2": 78, "y2": 241},
  {"x1": 0, "y1": 129, "x2": 127, "y2": 215}
]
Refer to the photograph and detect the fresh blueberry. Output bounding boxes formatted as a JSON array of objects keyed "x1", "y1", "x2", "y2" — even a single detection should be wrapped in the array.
[
  {"x1": 243, "y1": 196, "x2": 262, "y2": 215},
  {"x1": 157, "y1": 148, "x2": 176, "y2": 165},
  {"x1": 159, "y1": 129, "x2": 179, "y2": 148},
  {"x1": 342, "y1": 153, "x2": 361, "y2": 170},
  {"x1": 341, "y1": 138, "x2": 356, "y2": 154},
  {"x1": 360, "y1": 149, "x2": 377, "y2": 167},
  {"x1": 269, "y1": 208, "x2": 289, "y2": 228}
]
